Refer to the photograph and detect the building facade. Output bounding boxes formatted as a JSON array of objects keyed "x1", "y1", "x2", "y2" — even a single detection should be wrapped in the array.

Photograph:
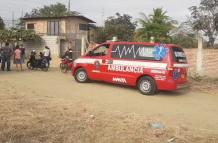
[{"x1": 22, "y1": 16, "x2": 96, "y2": 58}]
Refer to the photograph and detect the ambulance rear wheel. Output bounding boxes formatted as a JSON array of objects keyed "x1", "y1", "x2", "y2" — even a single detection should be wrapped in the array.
[
  {"x1": 137, "y1": 76, "x2": 157, "y2": 95},
  {"x1": 74, "y1": 68, "x2": 88, "y2": 83}
]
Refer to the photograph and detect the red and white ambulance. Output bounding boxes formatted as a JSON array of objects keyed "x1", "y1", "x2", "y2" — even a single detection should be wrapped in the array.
[{"x1": 72, "y1": 42, "x2": 188, "y2": 95}]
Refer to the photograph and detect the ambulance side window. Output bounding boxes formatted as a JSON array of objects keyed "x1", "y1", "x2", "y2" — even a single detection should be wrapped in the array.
[
  {"x1": 111, "y1": 44, "x2": 156, "y2": 60},
  {"x1": 172, "y1": 47, "x2": 187, "y2": 63},
  {"x1": 91, "y1": 44, "x2": 109, "y2": 56}
]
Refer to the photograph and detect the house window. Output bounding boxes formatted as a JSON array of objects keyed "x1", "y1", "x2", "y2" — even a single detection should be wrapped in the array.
[
  {"x1": 79, "y1": 24, "x2": 88, "y2": 31},
  {"x1": 48, "y1": 21, "x2": 60, "y2": 35},
  {"x1": 27, "y1": 23, "x2": 35, "y2": 30}
]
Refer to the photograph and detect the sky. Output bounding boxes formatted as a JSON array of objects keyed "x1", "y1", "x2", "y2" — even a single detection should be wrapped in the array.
[{"x1": 0, "y1": 0, "x2": 200, "y2": 26}]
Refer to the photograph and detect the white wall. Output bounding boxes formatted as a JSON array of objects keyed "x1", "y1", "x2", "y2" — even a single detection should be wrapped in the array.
[{"x1": 41, "y1": 36, "x2": 60, "y2": 57}]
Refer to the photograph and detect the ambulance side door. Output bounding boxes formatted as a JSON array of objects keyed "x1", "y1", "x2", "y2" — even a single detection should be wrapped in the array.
[
  {"x1": 109, "y1": 44, "x2": 144, "y2": 86},
  {"x1": 109, "y1": 44, "x2": 134, "y2": 85},
  {"x1": 87, "y1": 44, "x2": 111, "y2": 81}
]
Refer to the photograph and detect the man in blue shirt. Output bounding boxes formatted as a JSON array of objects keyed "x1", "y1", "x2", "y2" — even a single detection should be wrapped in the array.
[{"x1": 1, "y1": 43, "x2": 12, "y2": 71}]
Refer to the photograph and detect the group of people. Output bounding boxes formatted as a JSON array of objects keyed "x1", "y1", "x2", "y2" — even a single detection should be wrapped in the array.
[
  {"x1": 29, "y1": 46, "x2": 51, "y2": 68},
  {"x1": 0, "y1": 43, "x2": 25, "y2": 71},
  {"x1": 0, "y1": 43, "x2": 51, "y2": 71}
]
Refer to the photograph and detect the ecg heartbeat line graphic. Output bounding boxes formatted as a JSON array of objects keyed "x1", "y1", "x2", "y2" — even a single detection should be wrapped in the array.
[{"x1": 111, "y1": 45, "x2": 153, "y2": 59}]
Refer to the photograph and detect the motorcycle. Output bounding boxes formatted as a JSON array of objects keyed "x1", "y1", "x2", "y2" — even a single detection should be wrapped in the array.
[
  {"x1": 60, "y1": 56, "x2": 74, "y2": 73},
  {"x1": 27, "y1": 52, "x2": 49, "y2": 71}
]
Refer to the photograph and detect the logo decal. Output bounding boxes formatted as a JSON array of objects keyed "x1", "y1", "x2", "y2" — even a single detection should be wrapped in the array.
[
  {"x1": 154, "y1": 75, "x2": 166, "y2": 81},
  {"x1": 173, "y1": 71, "x2": 180, "y2": 79},
  {"x1": 108, "y1": 65, "x2": 143, "y2": 73},
  {"x1": 153, "y1": 44, "x2": 167, "y2": 60},
  {"x1": 94, "y1": 60, "x2": 100, "y2": 71},
  {"x1": 151, "y1": 69, "x2": 166, "y2": 74},
  {"x1": 112, "y1": 77, "x2": 127, "y2": 83}
]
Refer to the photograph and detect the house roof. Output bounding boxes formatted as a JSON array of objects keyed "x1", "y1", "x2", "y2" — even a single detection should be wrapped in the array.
[{"x1": 22, "y1": 15, "x2": 95, "y2": 23}]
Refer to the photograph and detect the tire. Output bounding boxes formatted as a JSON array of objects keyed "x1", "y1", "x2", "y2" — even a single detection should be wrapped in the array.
[
  {"x1": 42, "y1": 66, "x2": 48, "y2": 72},
  {"x1": 27, "y1": 61, "x2": 33, "y2": 70},
  {"x1": 137, "y1": 76, "x2": 157, "y2": 95},
  {"x1": 74, "y1": 68, "x2": 88, "y2": 83},
  {"x1": 41, "y1": 60, "x2": 49, "y2": 72},
  {"x1": 60, "y1": 63, "x2": 67, "y2": 73}
]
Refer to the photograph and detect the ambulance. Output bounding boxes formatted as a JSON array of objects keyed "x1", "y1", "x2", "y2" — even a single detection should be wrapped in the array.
[{"x1": 72, "y1": 42, "x2": 188, "y2": 95}]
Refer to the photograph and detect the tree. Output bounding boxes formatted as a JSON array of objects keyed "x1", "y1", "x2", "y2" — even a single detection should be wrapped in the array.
[
  {"x1": 95, "y1": 27, "x2": 107, "y2": 43},
  {"x1": 0, "y1": 16, "x2": 5, "y2": 30},
  {"x1": 104, "y1": 13, "x2": 137, "y2": 41},
  {"x1": 0, "y1": 28, "x2": 41, "y2": 43},
  {"x1": 170, "y1": 22, "x2": 197, "y2": 48},
  {"x1": 135, "y1": 8, "x2": 177, "y2": 43},
  {"x1": 189, "y1": 0, "x2": 218, "y2": 47},
  {"x1": 24, "y1": 3, "x2": 80, "y2": 18}
]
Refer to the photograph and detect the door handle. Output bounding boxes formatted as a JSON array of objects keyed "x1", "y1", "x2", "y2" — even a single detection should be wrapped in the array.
[{"x1": 105, "y1": 59, "x2": 113, "y2": 64}]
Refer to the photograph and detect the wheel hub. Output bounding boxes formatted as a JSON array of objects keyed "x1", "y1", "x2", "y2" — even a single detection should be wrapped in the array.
[
  {"x1": 140, "y1": 80, "x2": 151, "y2": 92},
  {"x1": 77, "y1": 71, "x2": 86, "y2": 81}
]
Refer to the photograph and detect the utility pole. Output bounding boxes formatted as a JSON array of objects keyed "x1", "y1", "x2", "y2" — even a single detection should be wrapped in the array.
[
  {"x1": 196, "y1": 31, "x2": 203, "y2": 76},
  {"x1": 21, "y1": 9, "x2": 24, "y2": 18},
  {"x1": 102, "y1": 8, "x2": 105, "y2": 26},
  {"x1": 68, "y1": 0, "x2": 71, "y2": 12},
  {"x1": 12, "y1": 11, "x2": 15, "y2": 27}
]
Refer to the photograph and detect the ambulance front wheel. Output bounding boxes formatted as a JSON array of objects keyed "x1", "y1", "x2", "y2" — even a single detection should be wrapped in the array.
[
  {"x1": 137, "y1": 76, "x2": 157, "y2": 95},
  {"x1": 74, "y1": 68, "x2": 89, "y2": 83}
]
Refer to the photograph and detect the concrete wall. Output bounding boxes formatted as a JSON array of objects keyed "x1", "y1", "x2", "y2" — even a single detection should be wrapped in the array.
[
  {"x1": 42, "y1": 36, "x2": 60, "y2": 57},
  {"x1": 184, "y1": 48, "x2": 218, "y2": 78},
  {"x1": 23, "y1": 36, "x2": 59, "y2": 58}
]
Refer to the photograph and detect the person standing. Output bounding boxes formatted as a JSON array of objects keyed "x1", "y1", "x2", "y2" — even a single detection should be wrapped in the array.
[
  {"x1": 64, "y1": 48, "x2": 73, "y2": 60},
  {"x1": 43, "y1": 46, "x2": 51, "y2": 67},
  {"x1": 20, "y1": 44, "x2": 25, "y2": 64},
  {"x1": 1, "y1": 42, "x2": 12, "y2": 71},
  {"x1": 0, "y1": 47, "x2": 2, "y2": 64},
  {"x1": 14, "y1": 45, "x2": 22, "y2": 71}
]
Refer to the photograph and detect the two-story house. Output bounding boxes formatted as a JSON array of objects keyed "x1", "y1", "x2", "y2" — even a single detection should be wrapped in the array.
[{"x1": 22, "y1": 15, "x2": 95, "y2": 58}]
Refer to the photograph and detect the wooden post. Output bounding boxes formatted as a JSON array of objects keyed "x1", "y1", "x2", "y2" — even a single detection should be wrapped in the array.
[
  {"x1": 81, "y1": 36, "x2": 85, "y2": 56},
  {"x1": 196, "y1": 31, "x2": 203, "y2": 76}
]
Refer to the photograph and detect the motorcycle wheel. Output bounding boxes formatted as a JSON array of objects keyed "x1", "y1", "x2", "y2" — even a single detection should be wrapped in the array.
[
  {"x1": 60, "y1": 63, "x2": 68, "y2": 73},
  {"x1": 40, "y1": 59, "x2": 49, "y2": 72},
  {"x1": 27, "y1": 61, "x2": 33, "y2": 70},
  {"x1": 42, "y1": 67, "x2": 48, "y2": 72},
  {"x1": 41, "y1": 64, "x2": 48, "y2": 72}
]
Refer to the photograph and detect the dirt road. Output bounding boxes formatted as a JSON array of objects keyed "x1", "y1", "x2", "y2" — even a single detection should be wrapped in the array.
[{"x1": 1, "y1": 67, "x2": 218, "y2": 142}]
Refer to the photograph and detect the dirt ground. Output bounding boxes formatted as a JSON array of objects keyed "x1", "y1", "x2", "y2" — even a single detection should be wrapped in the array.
[{"x1": 0, "y1": 65, "x2": 218, "y2": 143}]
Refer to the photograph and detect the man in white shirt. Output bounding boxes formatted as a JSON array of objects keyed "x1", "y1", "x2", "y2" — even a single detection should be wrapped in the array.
[{"x1": 43, "y1": 46, "x2": 51, "y2": 67}]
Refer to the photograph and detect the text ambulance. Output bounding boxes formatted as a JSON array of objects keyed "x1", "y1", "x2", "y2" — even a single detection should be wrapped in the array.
[{"x1": 72, "y1": 42, "x2": 188, "y2": 95}]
